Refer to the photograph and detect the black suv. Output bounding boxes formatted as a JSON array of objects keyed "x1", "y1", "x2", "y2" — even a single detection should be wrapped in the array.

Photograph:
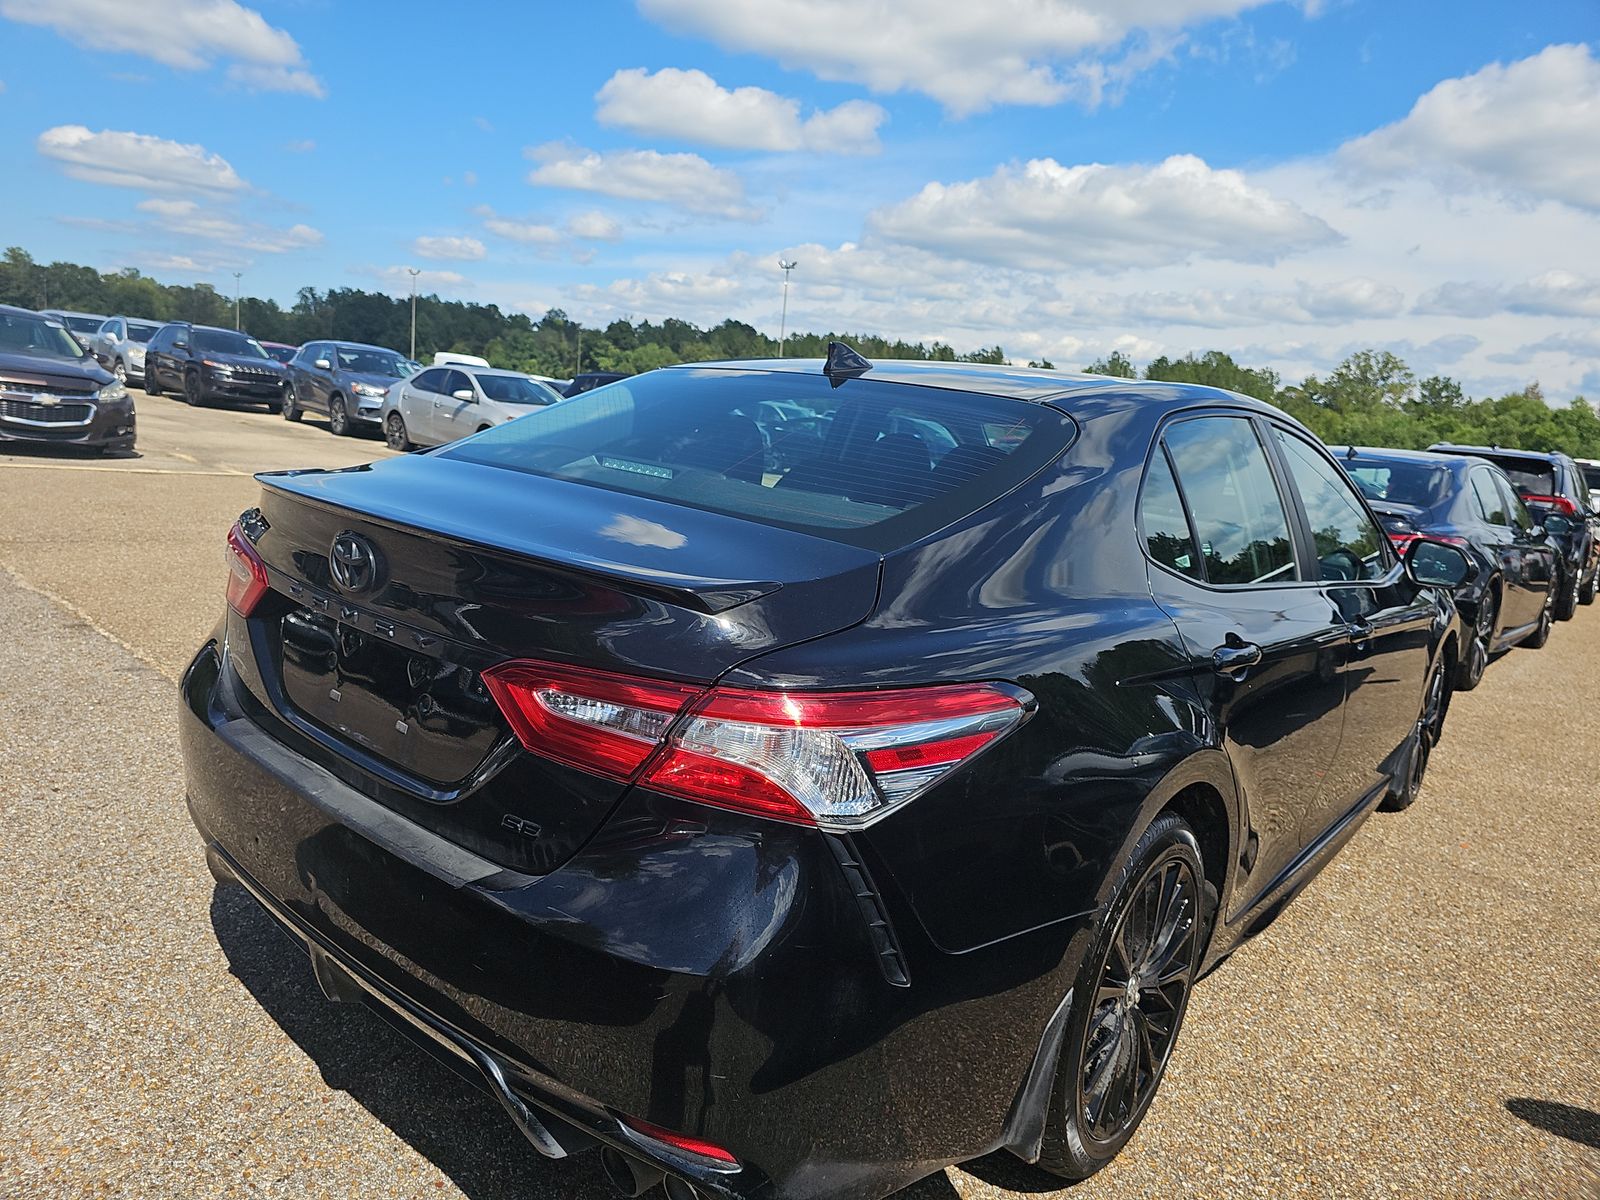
[
  {"x1": 144, "y1": 322, "x2": 287, "y2": 411},
  {"x1": 181, "y1": 354, "x2": 1471, "y2": 1199},
  {"x1": 1336, "y1": 446, "x2": 1559, "y2": 688},
  {"x1": 1428, "y1": 444, "x2": 1598, "y2": 619}
]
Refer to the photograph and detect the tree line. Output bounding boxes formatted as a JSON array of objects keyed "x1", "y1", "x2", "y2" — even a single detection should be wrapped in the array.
[{"x1": 4, "y1": 247, "x2": 1592, "y2": 458}]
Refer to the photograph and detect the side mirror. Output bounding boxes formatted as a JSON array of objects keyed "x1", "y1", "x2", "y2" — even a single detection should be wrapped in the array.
[
  {"x1": 172, "y1": 339, "x2": 188, "y2": 351},
  {"x1": 1405, "y1": 538, "x2": 1474, "y2": 589},
  {"x1": 314, "y1": 358, "x2": 332, "y2": 370},
  {"x1": 1542, "y1": 514, "x2": 1575, "y2": 537},
  {"x1": 452, "y1": 388, "x2": 475, "y2": 402}
]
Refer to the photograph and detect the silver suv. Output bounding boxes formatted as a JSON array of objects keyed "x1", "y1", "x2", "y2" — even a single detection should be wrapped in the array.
[{"x1": 87, "y1": 316, "x2": 164, "y2": 384}]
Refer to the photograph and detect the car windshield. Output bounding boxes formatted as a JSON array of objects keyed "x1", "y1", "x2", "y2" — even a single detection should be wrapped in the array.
[
  {"x1": 335, "y1": 346, "x2": 409, "y2": 377},
  {"x1": 1344, "y1": 458, "x2": 1453, "y2": 510},
  {"x1": 263, "y1": 344, "x2": 297, "y2": 363},
  {"x1": 475, "y1": 373, "x2": 561, "y2": 405},
  {"x1": 192, "y1": 329, "x2": 268, "y2": 357},
  {"x1": 65, "y1": 315, "x2": 104, "y2": 334},
  {"x1": 438, "y1": 367, "x2": 1074, "y2": 551},
  {"x1": 0, "y1": 312, "x2": 89, "y2": 361},
  {"x1": 128, "y1": 322, "x2": 160, "y2": 343}
]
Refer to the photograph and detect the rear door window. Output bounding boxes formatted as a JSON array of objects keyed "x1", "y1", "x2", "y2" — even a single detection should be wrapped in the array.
[
  {"x1": 438, "y1": 366, "x2": 1074, "y2": 551},
  {"x1": 1471, "y1": 470, "x2": 1507, "y2": 525},
  {"x1": 1140, "y1": 450, "x2": 1203, "y2": 580},
  {"x1": 1162, "y1": 416, "x2": 1298, "y2": 585}
]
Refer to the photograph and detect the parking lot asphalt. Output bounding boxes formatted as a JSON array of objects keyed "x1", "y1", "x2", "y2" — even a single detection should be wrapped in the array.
[{"x1": 1, "y1": 400, "x2": 1596, "y2": 1200}]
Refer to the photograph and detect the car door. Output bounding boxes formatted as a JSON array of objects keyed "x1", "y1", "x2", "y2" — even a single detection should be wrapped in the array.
[
  {"x1": 401, "y1": 369, "x2": 445, "y2": 443},
  {"x1": 1466, "y1": 467, "x2": 1527, "y2": 628},
  {"x1": 1495, "y1": 472, "x2": 1555, "y2": 628},
  {"x1": 432, "y1": 369, "x2": 478, "y2": 443},
  {"x1": 147, "y1": 326, "x2": 174, "y2": 386},
  {"x1": 92, "y1": 319, "x2": 116, "y2": 364},
  {"x1": 291, "y1": 344, "x2": 323, "y2": 412},
  {"x1": 1266, "y1": 425, "x2": 1434, "y2": 837},
  {"x1": 1143, "y1": 413, "x2": 1349, "y2": 915}
]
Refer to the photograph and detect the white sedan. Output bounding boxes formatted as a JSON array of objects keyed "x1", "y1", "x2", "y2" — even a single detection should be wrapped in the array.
[{"x1": 381, "y1": 365, "x2": 563, "y2": 450}]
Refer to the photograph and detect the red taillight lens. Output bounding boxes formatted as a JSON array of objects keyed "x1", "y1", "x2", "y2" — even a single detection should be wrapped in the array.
[
  {"x1": 1522, "y1": 493, "x2": 1579, "y2": 517},
  {"x1": 479, "y1": 660, "x2": 701, "y2": 782},
  {"x1": 621, "y1": 1117, "x2": 739, "y2": 1165},
  {"x1": 225, "y1": 522, "x2": 270, "y2": 615},
  {"x1": 1387, "y1": 531, "x2": 1420, "y2": 554},
  {"x1": 641, "y1": 681, "x2": 1028, "y2": 829},
  {"x1": 480, "y1": 661, "x2": 1031, "y2": 829}
]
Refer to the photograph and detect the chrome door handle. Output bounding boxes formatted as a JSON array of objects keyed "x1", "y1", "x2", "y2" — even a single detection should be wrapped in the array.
[
  {"x1": 1212, "y1": 641, "x2": 1263, "y2": 677},
  {"x1": 1346, "y1": 619, "x2": 1374, "y2": 644}
]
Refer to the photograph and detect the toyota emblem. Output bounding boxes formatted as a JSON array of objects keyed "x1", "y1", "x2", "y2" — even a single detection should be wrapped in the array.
[{"x1": 329, "y1": 532, "x2": 380, "y2": 592}]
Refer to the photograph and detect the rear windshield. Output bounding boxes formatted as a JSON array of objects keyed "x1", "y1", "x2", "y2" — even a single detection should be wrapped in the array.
[
  {"x1": 128, "y1": 322, "x2": 160, "y2": 343},
  {"x1": 1344, "y1": 457, "x2": 1453, "y2": 511},
  {"x1": 1492, "y1": 461, "x2": 1557, "y2": 497},
  {"x1": 438, "y1": 366, "x2": 1074, "y2": 550}
]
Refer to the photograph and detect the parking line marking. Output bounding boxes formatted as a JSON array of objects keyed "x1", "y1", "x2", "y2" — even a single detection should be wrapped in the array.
[{"x1": 0, "y1": 461, "x2": 249, "y2": 477}]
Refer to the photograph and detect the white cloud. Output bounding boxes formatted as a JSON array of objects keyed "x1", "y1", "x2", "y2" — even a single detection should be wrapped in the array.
[
  {"x1": 133, "y1": 197, "x2": 322, "y2": 253},
  {"x1": 567, "y1": 210, "x2": 623, "y2": 241},
  {"x1": 527, "y1": 142, "x2": 758, "y2": 219},
  {"x1": 596, "y1": 67, "x2": 885, "y2": 153},
  {"x1": 413, "y1": 234, "x2": 486, "y2": 261},
  {"x1": 1497, "y1": 328, "x2": 1600, "y2": 363},
  {"x1": 0, "y1": 0, "x2": 324, "y2": 96},
  {"x1": 37, "y1": 125, "x2": 247, "y2": 193},
  {"x1": 636, "y1": 0, "x2": 1277, "y2": 115},
  {"x1": 1416, "y1": 270, "x2": 1600, "y2": 319},
  {"x1": 868, "y1": 153, "x2": 1339, "y2": 270},
  {"x1": 474, "y1": 205, "x2": 562, "y2": 245},
  {"x1": 1341, "y1": 43, "x2": 1600, "y2": 211},
  {"x1": 362, "y1": 265, "x2": 471, "y2": 294}
]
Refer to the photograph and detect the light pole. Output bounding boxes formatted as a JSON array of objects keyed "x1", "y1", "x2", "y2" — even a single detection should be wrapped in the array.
[
  {"x1": 407, "y1": 267, "x2": 421, "y2": 361},
  {"x1": 778, "y1": 259, "x2": 797, "y2": 357},
  {"x1": 232, "y1": 271, "x2": 242, "y2": 330}
]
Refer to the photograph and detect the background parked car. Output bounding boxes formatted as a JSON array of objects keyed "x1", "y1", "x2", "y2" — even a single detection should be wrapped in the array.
[
  {"x1": 1337, "y1": 446, "x2": 1558, "y2": 688},
  {"x1": 381, "y1": 364, "x2": 563, "y2": 449},
  {"x1": 39, "y1": 308, "x2": 112, "y2": 349},
  {"x1": 1573, "y1": 456, "x2": 1600, "y2": 505},
  {"x1": 260, "y1": 341, "x2": 298, "y2": 365},
  {"x1": 0, "y1": 304, "x2": 134, "y2": 454},
  {"x1": 1429, "y1": 443, "x2": 1599, "y2": 618},
  {"x1": 563, "y1": 370, "x2": 629, "y2": 396},
  {"x1": 143, "y1": 322, "x2": 287, "y2": 411},
  {"x1": 282, "y1": 340, "x2": 412, "y2": 436},
  {"x1": 87, "y1": 315, "x2": 162, "y2": 384}
]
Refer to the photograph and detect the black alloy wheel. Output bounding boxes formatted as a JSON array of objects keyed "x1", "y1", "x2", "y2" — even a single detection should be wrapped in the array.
[
  {"x1": 183, "y1": 371, "x2": 205, "y2": 407},
  {"x1": 1456, "y1": 587, "x2": 1497, "y2": 692},
  {"x1": 1038, "y1": 813, "x2": 1204, "y2": 1180},
  {"x1": 328, "y1": 395, "x2": 352, "y2": 437},
  {"x1": 281, "y1": 385, "x2": 301, "y2": 422},
  {"x1": 1556, "y1": 565, "x2": 1580, "y2": 621},
  {"x1": 1581, "y1": 566, "x2": 1597, "y2": 606},
  {"x1": 1382, "y1": 651, "x2": 1449, "y2": 812},
  {"x1": 384, "y1": 412, "x2": 412, "y2": 451},
  {"x1": 1524, "y1": 586, "x2": 1556, "y2": 650},
  {"x1": 144, "y1": 363, "x2": 162, "y2": 396}
]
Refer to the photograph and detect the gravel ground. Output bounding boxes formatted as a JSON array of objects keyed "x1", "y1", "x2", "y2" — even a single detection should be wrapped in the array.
[{"x1": 1, "y1": 402, "x2": 1596, "y2": 1199}]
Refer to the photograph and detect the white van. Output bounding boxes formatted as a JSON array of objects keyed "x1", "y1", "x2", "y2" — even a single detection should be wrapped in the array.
[{"x1": 432, "y1": 351, "x2": 491, "y2": 368}]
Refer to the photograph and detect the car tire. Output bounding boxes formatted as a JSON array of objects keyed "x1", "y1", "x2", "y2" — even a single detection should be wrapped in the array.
[
  {"x1": 144, "y1": 365, "x2": 162, "y2": 397},
  {"x1": 328, "y1": 394, "x2": 352, "y2": 437},
  {"x1": 1381, "y1": 649, "x2": 1449, "y2": 812},
  {"x1": 1556, "y1": 565, "x2": 1580, "y2": 621},
  {"x1": 384, "y1": 412, "x2": 413, "y2": 451},
  {"x1": 1035, "y1": 813, "x2": 1206, "y2": 1181},
  {"x1": 1455, "y1": 585, "x2": 1497, "y2": 692},
  {"x1": 281, "y1": 385, "x2": 302, "y2": 422},
  {"x1": 183, "y1": 371, "x2": 206, "y2": 408},
  {"x1": 112, "y1": 359, "x2": 127, "y2": 385},
  {"x1": 1524, "y1": 586, "x2": 1556, "y2": 649},
  {"x1": 1581, "y1": 567, "x2": 1597, "y2": 606}
]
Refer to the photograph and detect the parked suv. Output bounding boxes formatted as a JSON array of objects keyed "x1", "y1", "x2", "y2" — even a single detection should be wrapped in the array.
[
  {"x1": 381, "y1": 365, "x2": 562, "y2": 449},
  {"x1": 1428, "y1": 444, "x2": 1598, "y2": 618},
  {"x1": 564, "y1": 370, "x2": 629, "y2": 396},
  {"x1": 283, "y1": 340, "x2": 412, "y2": 435},
  {"x1": 181, "y1": 352, "x2": 1471, "y2": 1200},
  {"x1": 88, "y1": 315, "x2": 163, "y2": 384},
  {"x1": 39, "y1": 308, "x2": 112, "y2": 348},
  {"x1": 1337, "y1": 446, "x2": 1558, "y2": 688},
  {"x1": 0, "y1": 305, "x2": 134, "y2": 454},
  {"x1": 144, "y1": 322, "x2": 287, "y2": 411}
]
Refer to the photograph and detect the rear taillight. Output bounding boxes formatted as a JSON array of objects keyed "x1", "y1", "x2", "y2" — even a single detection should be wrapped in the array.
[
  {"x1": 225, "y1": 522, "x2": 270, "y2": 615},
  {"x1": 1387, "y1": 531, "x2": 1420, "y2": 554},
  {"x1": 1522, "y1": 493, "x2": 1579, "y2": 517},
  {"x1": 481, "y1": 660, "x2": 1031, "y2": 829}
]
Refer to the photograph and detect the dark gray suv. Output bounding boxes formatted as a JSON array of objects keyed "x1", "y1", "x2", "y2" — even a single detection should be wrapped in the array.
[{"x1": 282, "y1": 340, "x2": 412, "y2": 436}]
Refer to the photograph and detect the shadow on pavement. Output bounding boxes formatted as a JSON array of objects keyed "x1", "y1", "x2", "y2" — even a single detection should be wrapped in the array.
[{"x1": 1506, "y1": 1097, "x2": 1600, "y2": 1150}]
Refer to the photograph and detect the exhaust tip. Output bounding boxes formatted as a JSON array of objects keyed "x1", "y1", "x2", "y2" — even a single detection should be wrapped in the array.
[
  {"x1": 663, "y1": 1177, "x2": 702, "y2": 1200},
  {"x1": 600, "y1": 1147, "x2": 664, "y2": 1197},
  {"x1": 203, "y1": 845, "x2": 237, "y2": 886}
]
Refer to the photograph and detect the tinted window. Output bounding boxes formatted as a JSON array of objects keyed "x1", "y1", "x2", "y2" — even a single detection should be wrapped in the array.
[
  {"x1": 128, "y1": 322, "x2": 159, "y2": 343},
  {"x1": 411, "y1": 368, "x2": 447, "y2": 394},
  {"x1": 1273, "y1": 430, "x2": 1386, "y2": 582},
  {"x1": 0, "y1": 311, "x2": 89, "y2": 361},
  {"x1": 1343, "y1": 457, "x2": 1451, "y2": 510},
  {"x1": 1162, "y1": 417, "x2": 1297, "y2": 585},
  {"x1": 1496, "y1": 461, "x2": 1557, "y2": 497},
  {"x1": 1494, "y1": 474, "x2": 1533, "y2": 532},
  {"x1": 475, "y1": 373, "x2": 561, "y2": 405},
  {"x1": 192, "y1": 329, "x2": 267, "y2": 357},
  {"x1": 1470, "y1": 470, "x2": 1507, "y2": 524},
  {"x1": 438, "y1": 368, "x2": 1073, "y2": 551},
  {"x1": 1141, "y1": 450, "x2": 1202, "y2": 580},
  {"x1": 64, "y1": 315, "x2": 103, "y2": 335},
  {"x1": 333, "y1": 345, "x2": 409, "y2": 377},
  {"x1": 443, "y1": 370, "x2": 472, "y2": 396}
]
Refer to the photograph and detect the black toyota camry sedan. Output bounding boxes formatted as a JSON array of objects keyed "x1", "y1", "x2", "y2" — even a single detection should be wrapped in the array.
[
  {"x1": 0, "y1": 305, "x2": 136, "y2": 454},
  {"x1": 179, "y1": 350, "x2": 1470, "y2": 1200}
]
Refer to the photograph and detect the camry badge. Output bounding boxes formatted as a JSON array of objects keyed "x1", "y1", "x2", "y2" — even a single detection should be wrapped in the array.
[{"x1": 329, "y1": 531, "x2": 381, "y2": 592}]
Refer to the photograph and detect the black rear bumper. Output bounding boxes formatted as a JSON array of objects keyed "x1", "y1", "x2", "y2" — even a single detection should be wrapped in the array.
[{"x1": 178, "y1": 637, "x2": 1077, "y2": 1200}]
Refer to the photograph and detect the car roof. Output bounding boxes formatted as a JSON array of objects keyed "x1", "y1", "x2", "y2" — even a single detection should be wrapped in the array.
[
  {"x1": 466, "y1": 367, "x2": 549, "y2": 379},
  {"x1": 326, "y1": 340, "x2": 399, "y2": 352},
  {"x1": 1430, "y1": 442, "x2": 1568, "y2": 465},
  {"x1": 670, "y1": 357, "x2": 1285, "y2": 420},
  {"x1": 40, "y1": 308, "x2": 109, "y2": 319},
  {"x1": 1333, "y1": 445, "x2": 1477, "y2": 470}
]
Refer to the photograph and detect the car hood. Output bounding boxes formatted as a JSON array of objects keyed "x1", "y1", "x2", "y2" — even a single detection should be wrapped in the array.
[
  {"x1": 0, "y1": 351, "x2": 113, "y2": 389},
  {"x1": 344, "y1": 371, "x2": 403, "y2": 390},
  {"x1": 209, "y1": 353, "x2": 286, "y2": 373}
]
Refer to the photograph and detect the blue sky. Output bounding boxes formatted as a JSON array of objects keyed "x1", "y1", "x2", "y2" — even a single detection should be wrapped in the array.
[{"x1": 1, "y1": 0, "x2": 1597, "y2": 395}]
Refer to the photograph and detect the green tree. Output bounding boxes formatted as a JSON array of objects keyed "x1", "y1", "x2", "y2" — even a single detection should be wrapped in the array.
[{"x1": 1085, "y1": 350, "x2": 1136, "y2": 378}]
